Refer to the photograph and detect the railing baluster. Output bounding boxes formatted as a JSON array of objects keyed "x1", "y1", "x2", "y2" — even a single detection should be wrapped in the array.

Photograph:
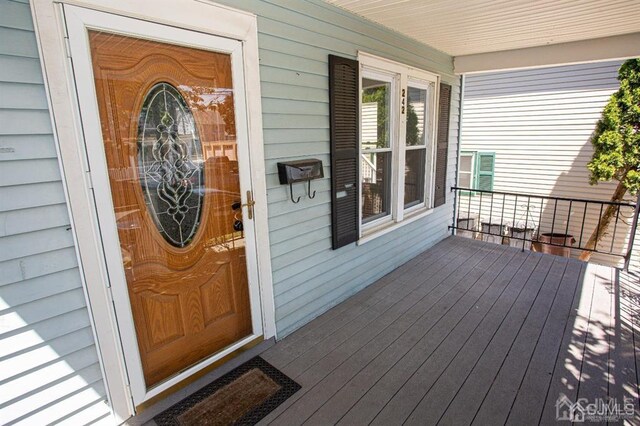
[
  {"x1": 579, "y1": 201, "x2": 588, "y2": 248},
  {"x1": 489, "y1": 190, "x2": 494, "y2": 229},
  {"x1": 550, "y1": 199, "x2": 558, "y2": 239},
  {"x1": 500, "y1": 193, "x2": 506, "y2": 239},
  {"x1": 479, "y1": 191, "x2": 484, "y2": 234},
  {"x1": 538, "y1": 198, "x2": 544, "y2": 241},
  {"x1": 512, "y1": 195, "x2": 518, "y2": 227},
  {"x1": 564, "y1": 200, "x2": 572, "y2": 237},
  {"x1": 595, "y1": 203, "x2": 604, "y2": 250},
  {"x1": 610, "y1": 204, "x2": 620, "y2": 254},
  {"x1": 523, "y1": 196, "x2": 531, "y2": 251},
  {"x1": 467, "y1": 190, "x2": 471, "y2": 231}
]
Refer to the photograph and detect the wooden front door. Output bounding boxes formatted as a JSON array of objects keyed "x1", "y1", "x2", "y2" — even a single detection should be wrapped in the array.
[{"x1": 88, "y1": 31, "x2": 253, "y2": 387}]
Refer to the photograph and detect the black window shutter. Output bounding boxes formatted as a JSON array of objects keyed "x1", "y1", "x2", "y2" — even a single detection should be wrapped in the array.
[
  {"x1": 329, "y1": 54, "x2": 359, "y2": 249},
  {"x1": 434, "y1": 82, "x2": 452, "y2": 207}
]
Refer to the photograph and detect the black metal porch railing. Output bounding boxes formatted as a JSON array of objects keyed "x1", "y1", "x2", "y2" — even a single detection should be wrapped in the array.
[{"x1": 450, "y1": 187, "x2": 639, "y2": 268}]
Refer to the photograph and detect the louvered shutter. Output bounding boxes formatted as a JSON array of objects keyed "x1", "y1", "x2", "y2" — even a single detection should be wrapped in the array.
[
  {"x1": 434, "y1": 82, "x2": 452, "y2": 207},
  {"x1": 329, "y1": 55, "x2": 360, "y2": 249},
  {"x1": 476, "y1": 152, "x2": 495, "y2": 191}
]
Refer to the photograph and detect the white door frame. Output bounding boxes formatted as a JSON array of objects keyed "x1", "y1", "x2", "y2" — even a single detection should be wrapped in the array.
[{"x1": 30, "y1": 0, "x2": 276, "y2": 422}]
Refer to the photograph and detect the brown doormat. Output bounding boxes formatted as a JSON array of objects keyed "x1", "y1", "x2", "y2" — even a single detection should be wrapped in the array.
[{"x1": 154, "y1": 357, "x2": 300, "y2": 425}]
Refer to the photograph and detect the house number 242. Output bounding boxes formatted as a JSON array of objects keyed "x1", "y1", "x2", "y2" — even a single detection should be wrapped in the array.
[{"x1": 401, "y1": 89, "x2": 406, "y2": 115}]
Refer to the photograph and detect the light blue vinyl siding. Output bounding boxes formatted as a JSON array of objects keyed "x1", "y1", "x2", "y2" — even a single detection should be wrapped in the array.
[
  {"x1": 0, "y1": 0, "x2": 111, "y2": 424},
  {"x1": 1, "y1": 0, "x2": 458, "y2": 422},
  {"x1": 214, "y1": 0, "x2": 460, "y2": 336}
]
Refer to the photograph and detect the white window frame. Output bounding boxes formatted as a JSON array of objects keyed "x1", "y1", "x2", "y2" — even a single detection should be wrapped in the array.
[
  {"x1": 459, "y1": 151, "x2": 477, "y2": 191},
  {"x1": 358, "y1": 52, "x2": 440, "y2": 242}
]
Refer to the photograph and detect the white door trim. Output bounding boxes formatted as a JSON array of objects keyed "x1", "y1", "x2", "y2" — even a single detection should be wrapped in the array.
[{"x1": 30, "y1": 0, "x2": 275, "y2": 422}]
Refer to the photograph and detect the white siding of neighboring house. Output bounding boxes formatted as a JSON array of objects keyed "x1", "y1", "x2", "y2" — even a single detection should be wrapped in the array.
[
  {"x1": 0, "y1": 0, "x2": 111, "y2": 424},
  {"x1": 460, "y1": 60, "x2": 639, "y2": 269}
]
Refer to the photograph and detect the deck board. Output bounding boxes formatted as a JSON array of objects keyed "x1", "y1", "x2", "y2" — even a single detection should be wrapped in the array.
[{"x1": 258, "y1": 237, "x2": 639, "y2": 425}]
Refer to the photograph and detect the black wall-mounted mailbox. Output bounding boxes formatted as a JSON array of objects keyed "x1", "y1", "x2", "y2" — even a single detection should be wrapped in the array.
[
  {"x1": 277, "y1": 159, "x2": 323, "y2": 203},
  {"x1": 277, "y1": 159, "x2": 324, "y2": 184}
]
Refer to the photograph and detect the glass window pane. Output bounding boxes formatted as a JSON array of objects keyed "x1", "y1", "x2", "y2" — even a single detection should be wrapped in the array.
[
  {"x1": 404, "y1": 148, "x2": 426, "y2": 208},
  {"x1": 362, "y1": 151, "x2": 391, "y2": 222},
  {"x1": 406, "y1": 86, "x2": 427, "y2": 146},
  {"x1": 362, "y1": 78, "x2": 390, "y2": 150},
  {"x1": 460, "y1": 155, "x2": 472, "y2": 173},
  {"x1": 459, "y1": 172, "x2": 471, "y2": 188}
]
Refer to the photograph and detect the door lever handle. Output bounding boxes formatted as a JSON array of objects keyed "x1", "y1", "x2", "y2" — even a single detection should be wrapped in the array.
[{"x1": 242, "y1": 190, "x2": 255, "y2": 220}]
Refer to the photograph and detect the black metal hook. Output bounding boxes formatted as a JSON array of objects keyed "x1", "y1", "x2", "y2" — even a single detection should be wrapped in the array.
[
  {"x1": 307, "y1": 179, "x2": 317, "y2": 199},
  {"x1": 289, "y1": 183, "x2": 301, "y2": 203}
]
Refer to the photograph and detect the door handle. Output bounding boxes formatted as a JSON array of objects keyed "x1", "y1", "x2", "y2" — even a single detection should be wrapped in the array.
[{"x1": 242, "y1": 190, "x2": 255, "y2": 220}]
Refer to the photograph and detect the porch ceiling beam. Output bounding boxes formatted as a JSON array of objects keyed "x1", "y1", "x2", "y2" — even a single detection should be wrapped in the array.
[{"x1": 454, "y1": 33, "x2": 640, "y2": 74}]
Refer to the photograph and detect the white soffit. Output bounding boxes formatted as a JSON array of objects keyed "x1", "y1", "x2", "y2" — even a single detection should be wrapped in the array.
[{"x1": 326, "y1": 0, "x2": 640, "y2": 72}]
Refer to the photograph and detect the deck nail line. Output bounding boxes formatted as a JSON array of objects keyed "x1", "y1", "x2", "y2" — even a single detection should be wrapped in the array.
[
  {"x1": 309, "y1": 244, "x2": 515, "y2": 424},
  {"x1": 382, "y1": 251, "x2": 542, "y2": 425},
  {"x1": 570, "y1": 263, "x2": 600, "y2": 407},
  {"x1": 266, "y1": 243, "x2": 507, "y2": 425},
  {"x1": 328, "y1": 247, "x2": 529, "y2": 426},
  {"x1": 467, "y1": 256, "x2": 564, "y2": 426},
  {"x1": 283, "y1": 242, "x2": 506, "y2": 381},
  {"x1": 272, "y1": 240, "x2": 472, "y2": 370},
  {"x1": 533, "y1": 262, "x2": 586, "y2": 426},
  {"x1": 316, "y1": 245, "x2": 518, "y2": 424},
  {"x1": 498, "y1": 260, "x2": 572, "y2": 424},
  {"x1": 417, "y1": 253, "x2": 548, "y2": 426},
  {"x1": 265, "y1": 238, "x2": 462, "y2": 361},
  {"x1": 425, "y1": 250, "x2": 547, "y2": 426},
  {"x1": 275, "y1": 240, "x2": 469, "y2": 370},
  {"x1": 262, "y1": 242, "x2": 493, "y2": 424}
]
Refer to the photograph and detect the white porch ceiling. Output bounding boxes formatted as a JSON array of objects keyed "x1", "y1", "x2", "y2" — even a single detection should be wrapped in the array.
[{"x1": 326, "y1": 0, "x2": 640, "y2": 58}]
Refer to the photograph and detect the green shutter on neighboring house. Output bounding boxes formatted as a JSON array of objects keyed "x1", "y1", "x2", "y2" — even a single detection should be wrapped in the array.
[{"x1": 475, "y1": 152, "x2": 495, "y2": 191}]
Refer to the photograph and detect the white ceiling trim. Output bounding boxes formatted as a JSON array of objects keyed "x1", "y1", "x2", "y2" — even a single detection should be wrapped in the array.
[
  {"x1": 454, "y1": 33, "x2": 640, "y2": 74},
  {"x1": 326, "y1": 0, "x2": 640, "y2": 63}
]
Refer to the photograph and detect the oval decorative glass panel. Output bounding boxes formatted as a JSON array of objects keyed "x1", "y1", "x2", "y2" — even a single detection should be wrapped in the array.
[{"x1": 137, "y1": 82, "x2": 204, "y2": 248}]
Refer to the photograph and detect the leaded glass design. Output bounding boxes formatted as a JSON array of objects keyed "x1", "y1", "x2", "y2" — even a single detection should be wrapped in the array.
[{"x1": 138, "y1": 82, "x2": 204, "y2": 247}]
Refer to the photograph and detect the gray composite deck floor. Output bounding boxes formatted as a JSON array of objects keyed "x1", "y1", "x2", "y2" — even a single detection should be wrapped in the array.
[{"x1": 259, "y1": 236, "x2": 640, "y2": 425}]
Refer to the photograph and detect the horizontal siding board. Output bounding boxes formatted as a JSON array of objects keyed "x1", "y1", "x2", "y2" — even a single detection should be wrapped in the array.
[
  {"x1": 264, "y1": 141, "x2": 328, "y2": 159},
  {"x1": 0, "y1": 288, "x2": 90, "y2": 335},
  {"x1": 0, "y1": 181, "x2": 67, "y2": 211},
  {"x1": 0, "y1": 55, "x2": 44, "y2": 84},
  {"x1": 263, "y1": 128, "x2": 329, "y2": 144},
  {"x1": 0, "y1": 268, "x2": 82, "y2": 311},
  {"x1": 0, "y1": 203, "x2": 71, "y2": 237},
  {"x1": 258, "y1": 48, "x2": 327, "y2": 76},
  {"x1": 0, "y1": 27, "x2": 39, "y2": 58},
  {"x1": 260, "y1": 98, "x2": 328, "y2": 116},
  {"x1": 0, "y1": 81, "x2": 49, "y2": 109},
  {"x1": 0, "y1": 309, "x2": 91, "y2": 362},
  {"x1": 0, "y1": 345, "x2": 98, "y2": 404},
  {"x1": 0, "y1": 326, "x2": 97, "y2": 382},
  {"x1": 0, "y1": 158, "x2": 62, "y2": 187},
  {"x1": 1, "y1": 363, "x2": 106, "y2": 424},
  {"x1": 0, "y1": 226, "x2": 75, "y2": 262},
  {"x1": 0, "y1": 0, "x2": 33, "y2": 31},
  {"x1": 0, "y1": 247, "x2": 79, "y2": 286},
  {"x1": 0, "y1": 135, "x2": 58, "y2": 161},
  {"x1": 0, "y1": 109, "x2": 52, "y2": 135}
]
